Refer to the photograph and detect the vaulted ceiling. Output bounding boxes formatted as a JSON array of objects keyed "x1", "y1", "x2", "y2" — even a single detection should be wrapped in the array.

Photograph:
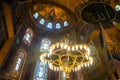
[
  {"x1": 2, "y1": 0, "x2": 120, "y2": 80},
  {"x1": 4, "y1": 0, "x2": 120, "y2": 38}
]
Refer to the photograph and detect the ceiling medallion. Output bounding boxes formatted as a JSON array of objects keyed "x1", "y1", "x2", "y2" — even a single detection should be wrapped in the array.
[
  {"x1": 81, "y1": 2, "x2": 115, "y2": 24},
  {"x1": 40, "y1": 42, "x2": 93, "y2": 79}
]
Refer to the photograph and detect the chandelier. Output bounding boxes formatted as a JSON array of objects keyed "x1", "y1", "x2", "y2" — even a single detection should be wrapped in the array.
[{"x1": 40, "y1": 42, "x2": 93, "y2": 79}]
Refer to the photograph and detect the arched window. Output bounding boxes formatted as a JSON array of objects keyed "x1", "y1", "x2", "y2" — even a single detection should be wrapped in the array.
[
  {"x1": 15, "y1": 57, "x2": 22, "y2": 71},
  {"x1": 10, "y1": 49, "x2": 26, "y2": 79},
  {"x1": 64, "y1": 21, "x2": 69, "y2": 27},
  {"x1": 34, "y1": 39, "x2": 51, "y2": 80},
  {"x1": 39, "y1": 18, "x2": 45, "y2": 25},
  {"x1": 33, "y1": 12, "x2": 39, "y2": 19},
  {"x1": 23, "y1": 28, "x2": 33, "y2": 45},
  {"x1": 40, "y1": 39, "x2": 51, "y2": 52},
  {"x1": 47, "y1": 22, "x2": 52, "y2": 29},
  {"x1": 34, "y1": 60, "x2": 48, "y2": 80},
  {"x1": 56, "y1": 23, "x2": 61, "y2": 29}
]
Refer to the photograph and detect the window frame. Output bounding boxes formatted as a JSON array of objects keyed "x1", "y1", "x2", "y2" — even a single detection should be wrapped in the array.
[
  {"x1": 23, "y1": 28, "x2": 34, "y2": 45},
  {"x1": 10, "y1": 49, "x2": 26, "y2": 79}
]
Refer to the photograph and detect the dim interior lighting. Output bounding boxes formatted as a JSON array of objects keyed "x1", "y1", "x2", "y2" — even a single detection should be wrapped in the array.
[{"x1": 40, "y1": 42, "x2": 93, "y2": 79}]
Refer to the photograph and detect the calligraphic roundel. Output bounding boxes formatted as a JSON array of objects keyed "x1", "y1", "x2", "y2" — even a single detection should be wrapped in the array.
[{"x1": 81, "y1": 2, "x2": 115, "y2": 24}]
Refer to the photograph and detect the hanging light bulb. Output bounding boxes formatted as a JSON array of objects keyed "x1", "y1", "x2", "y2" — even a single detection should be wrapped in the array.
[
  {"x1": 87, "y1": 48, "x2": 90, "y2": 55},
  {"x1": 89, "y1": 57, "x2": 93, "y2": 65},
  {"x1": 90, "y1": 60, "x2": 93, "y2": 65},
  {"x1": 75, "y1": 45, "x2": 79, "y2": 50},
  {"x1": 87, "y1": 63, "x2": 90, "y2": 66},
  {"x1": 67, "y1": 46, "x2": 70, "y2": 51},
  {"x1": 56, "y1": 43, "x2": 60, "y2": 48},
  {"x1": 60, "y1": 67, "x2": 62, "y2": 71},
  {"x1": 72, "y1": 46, "x2": 75, "y2": 51},
  {"x1": 84, "y1": 45, "x2": 87, "y2": 50},
  {"x1": 85, "y1": 55, "x2": 88, "y2": 60},
  {"x1": 77, "y1": 66, "x2": 79, "y2": 71},
  {"x1": 79, "y1": 65, "x2": 81, "y2": 70},
  {"x1": 60, "y1": 43, "x2": 64, "y2": 48},
  {"x1": 80, "y1": 45, "x2": 82, "y2": 50},
  {"x1": 52, "y1": 45, "x2": 55, "y2": 49},
  {"x1": 84, "y1": 63, "x2": 87, "y2": 67},
  {"x1": 51, "y1": 65, "x2": 53, "y2": 70},
  {"x1": 64, "y1": 44, "x2": 67, "y2": 49},
  {"x1": 57, "y1": 68, "x2": 59, "y2": 71}
]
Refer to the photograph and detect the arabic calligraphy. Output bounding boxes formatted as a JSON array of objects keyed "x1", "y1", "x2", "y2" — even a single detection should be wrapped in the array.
[
  {"x1": 81, "y1": 3, "x2": 115, "y2": 24},
  {"x1": 91, "y1": 12, "x2": 106, "y2": 22}
]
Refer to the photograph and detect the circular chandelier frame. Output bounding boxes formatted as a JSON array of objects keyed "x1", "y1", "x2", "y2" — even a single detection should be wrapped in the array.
[{"x1": 40, "y1": 42, "x2": 93, "y2": 78}]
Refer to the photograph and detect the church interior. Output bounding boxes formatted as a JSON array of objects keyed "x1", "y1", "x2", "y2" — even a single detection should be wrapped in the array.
[{"x1": 0, "y1": 0, "x2": 120, "y2": 80}]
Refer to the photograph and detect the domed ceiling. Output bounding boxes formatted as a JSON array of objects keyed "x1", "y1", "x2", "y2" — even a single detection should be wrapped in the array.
[
  {"x1": 29, "y1": 1, "x2": 78, "y2": 32},
  {"x1": 5, "y1": 0, "x2": 120, "y2": 80}
]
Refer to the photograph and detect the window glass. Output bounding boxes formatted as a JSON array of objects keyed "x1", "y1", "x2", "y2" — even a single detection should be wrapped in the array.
[
  {"x1": 15, "y1": 64, "x2": 19, "y2": 71},
  {"x1": 64, "y1": 21, "x2": 69, "y2": 27},
  {"x1": 15, "y1": 58, "x2": 22, "y2": 71},
  {"x1": 39, "y1": 18, "x2": 45, "y2": 25},
  {"x1": 34, "y1": 38, "x2": 50, "y2": 80},
  {"x1": 47, "y1": 22, "x2": 52, "y2": 29},
  {"x1": 10, "y1": 49, "x2": 25, "y2": 79},
  {"x1": 56, "y1": 23, "x2": 61, "y2": 29},
  {"x1": 18, "y1": 58, "x2": 22, "y2": 64},
  {"x1": 23, "y1": 28, "x2": 33, "y2": 45},
  {"x1": 33, "y1": 12, "x2": 39, "y2": 19},
  {"x1": 40, "y1": 67, "x2": 44, "y2": 72},
  {"x1": 24, "y1": 33, "x2": 30, "y2": 41},
  {"x1": 40, "y1": 39, "x2": 51, "y2": 52},
  {"x1": 39, "y1": 72, "x2": 43, "y2": 77},
  {"x1": 34, "y1": 60, "x2": 48, "y2": 80}
]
